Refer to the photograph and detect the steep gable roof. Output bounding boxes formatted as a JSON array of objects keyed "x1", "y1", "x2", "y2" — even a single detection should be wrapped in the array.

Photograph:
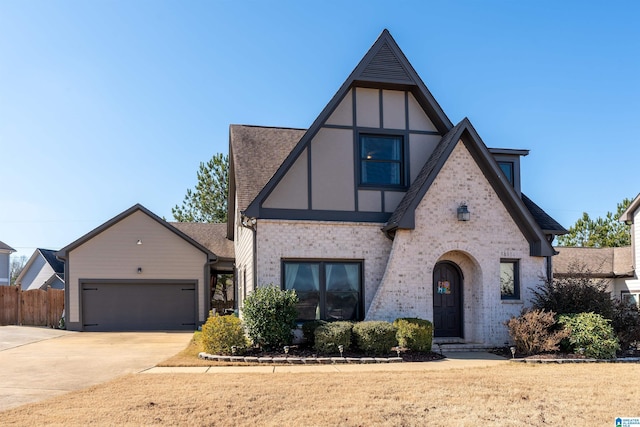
[
  {"x1": 57, "y1": 204, "x2": 216, "y2": 260},
  {"x1": 383, "y1": 117, "x2": 558, "y2": 257},
  {"x1": 242, "y1": 29, "x2": 452, "y2": 221}
]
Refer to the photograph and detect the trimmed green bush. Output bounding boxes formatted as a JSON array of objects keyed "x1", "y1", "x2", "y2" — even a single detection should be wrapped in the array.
[
  {"x1": 242, "y1": 285, "x2": 298, "y2": 350},
  {"x1": 314, "y1": 321, "x2": 352, "y2": 354},
  {"x1": 201, "y1": 314, "x2": 249, "y2": 355},
  {"x1": 558, "y1": 312, "x2": 619, "y2": 359},
  {"x1": 301, "y1": 320, "x2": 327, "y2": 346},
  {"x1": 393, "y1": 318, "x2": 433, "y2": 352},
  {"x1": 352, "y1": 321, "x2": 398, "y2": 355},
  {"x1": 506, "y1": 309, "x2": 570, "y2": 356}
]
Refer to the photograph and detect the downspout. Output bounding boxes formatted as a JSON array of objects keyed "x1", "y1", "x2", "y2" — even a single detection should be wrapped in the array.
[
  {"x1": 240, "y1": 214, "x2": 258, "y2": 294},
  {"x1": 546, "y1": 234, "x2": 557, "y2": 282}
]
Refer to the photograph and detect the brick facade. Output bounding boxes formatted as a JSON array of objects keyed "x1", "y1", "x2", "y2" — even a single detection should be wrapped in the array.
[{"x1": 367, "y1": 140, "x2": 547, "y2": 346}]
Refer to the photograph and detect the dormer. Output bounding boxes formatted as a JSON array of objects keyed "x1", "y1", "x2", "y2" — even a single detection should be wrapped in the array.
[{"x1": 489, "y1": 148, "x2": 529, "y2": 196}]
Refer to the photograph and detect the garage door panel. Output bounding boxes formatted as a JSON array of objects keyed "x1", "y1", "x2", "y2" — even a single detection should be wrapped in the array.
[{"x1": 82, "y1": 282, "x2": 196, "y2": 331}]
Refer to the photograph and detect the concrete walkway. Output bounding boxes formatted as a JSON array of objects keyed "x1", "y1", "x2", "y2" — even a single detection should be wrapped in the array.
[
  {"x1": 0, "y1": 326, "x2": 193, "y2": 412},
  {"x1": 143, "y1": 351, "x2": 508, "y2": 374}
]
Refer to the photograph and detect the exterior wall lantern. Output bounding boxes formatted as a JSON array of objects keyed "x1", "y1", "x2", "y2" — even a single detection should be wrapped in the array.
[{"x1": 457, "y1": 203, "x2": 470, "y2": 221}]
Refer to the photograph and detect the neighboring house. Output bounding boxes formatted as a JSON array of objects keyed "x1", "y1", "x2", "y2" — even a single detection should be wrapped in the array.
[
  {"x1": 229, "y1": 30, "x2": 567, "y2": 347},
  {"x1": 15, "y1": 248, "x2": 65, "y2": 291},
  {"x1": 619, "y1": 193, "x2": 640, "y2": 305},
  {"x1": 0, "y1": 240, "x2": 16, "y2": 286},
  {"x1": 57, "y1": 205, "x2": 234, "y2": 331},
  {"x1": 553, "y1": 246, "x2": 634, "y2": 298}
]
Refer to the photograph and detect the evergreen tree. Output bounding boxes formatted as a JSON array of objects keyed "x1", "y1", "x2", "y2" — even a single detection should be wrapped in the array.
[{"x1": 172, "y1": 153, "x2": 228, "y2": 223}]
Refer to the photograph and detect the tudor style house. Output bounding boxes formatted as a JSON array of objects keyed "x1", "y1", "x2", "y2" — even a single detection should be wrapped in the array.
[
  {"x1": 230, "y1": 30, "x2": 567, "y2": 347},
  {"x1": 58, "y1": 30, "x2": 566, "y2": 345}
]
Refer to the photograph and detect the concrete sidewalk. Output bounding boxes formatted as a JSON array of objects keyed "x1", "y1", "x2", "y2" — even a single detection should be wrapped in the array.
[{"x1": 142, "y1": 351, "x2": 508, "y2": 374}]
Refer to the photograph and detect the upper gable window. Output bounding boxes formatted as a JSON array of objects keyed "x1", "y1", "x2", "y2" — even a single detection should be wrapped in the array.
[
  {"x1": 360, "y1": 134, "x2": 404, "y2": 186},
  {"x1": 498, "y1": 161, "x2": 514, "y2": 186}
]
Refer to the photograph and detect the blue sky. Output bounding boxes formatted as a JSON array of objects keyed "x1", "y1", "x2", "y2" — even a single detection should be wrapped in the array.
[{"x1": 1, "y1": 1, "x2": 639, "y2": 260}]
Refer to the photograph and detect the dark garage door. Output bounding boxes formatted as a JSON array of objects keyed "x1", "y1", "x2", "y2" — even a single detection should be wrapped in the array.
[{"x1": 82, "y1": 282, "x2": 197, "y2": 331}]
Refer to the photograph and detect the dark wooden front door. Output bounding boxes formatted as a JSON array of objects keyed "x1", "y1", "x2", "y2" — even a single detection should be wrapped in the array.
[{"x1": 433, "y1": 262, "x2": 462, "y2": 338}]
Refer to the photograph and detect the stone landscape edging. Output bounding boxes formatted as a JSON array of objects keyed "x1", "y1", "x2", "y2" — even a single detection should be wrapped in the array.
[
  {"x1": 198, "y1": 352, "x2": 403, "y2": 364},
  {"x1": 510, "y1": 357, "x2": 640, "y2": 364}
]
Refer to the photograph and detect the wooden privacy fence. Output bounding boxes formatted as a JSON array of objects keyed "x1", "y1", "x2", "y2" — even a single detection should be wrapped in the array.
[{"x1": 0, "y1": 286, "x2": 64, "y2": 328}]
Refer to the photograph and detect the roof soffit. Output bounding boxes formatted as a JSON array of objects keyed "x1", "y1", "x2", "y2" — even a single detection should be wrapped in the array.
[{"x1": 243, "y1": 29, "x2": 452, "y2": 217}]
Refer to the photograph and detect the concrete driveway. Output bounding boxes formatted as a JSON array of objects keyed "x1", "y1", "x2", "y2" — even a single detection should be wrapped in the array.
[{"x1": 0, "y1": 325, "x2": 192, "y2": 412}]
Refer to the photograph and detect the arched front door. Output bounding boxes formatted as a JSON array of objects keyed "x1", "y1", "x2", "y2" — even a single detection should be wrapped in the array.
[{"x1": 433, "y1": 261, "x2": 463, "y2": 338}]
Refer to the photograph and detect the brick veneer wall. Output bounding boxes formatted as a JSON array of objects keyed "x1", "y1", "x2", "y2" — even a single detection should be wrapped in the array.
[
  {"x1": 255, "y1": 219, "x2": 392, "y2": 312},
  {"x1": 367, "y1": 140, "x2": 547, "y2": 346}
]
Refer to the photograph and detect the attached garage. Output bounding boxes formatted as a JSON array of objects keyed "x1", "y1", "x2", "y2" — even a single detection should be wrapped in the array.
[
  {"x1": 81, "y1": 281, "x2": 197, "y2": 331},
  {"x1": 58, "y1": 204, "x2": 222, "y2": 332}
]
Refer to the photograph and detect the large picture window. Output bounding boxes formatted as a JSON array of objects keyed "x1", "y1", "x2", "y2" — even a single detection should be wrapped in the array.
[
  {"x1": 500, "y1": 259, "x2": 520, "y2": 300},
  {"x1": 360, "y1": 134, "x2": 403, "y2": 186},
  {"x1": 283, "y1": 260, "x2": 363, "y2": 321}
]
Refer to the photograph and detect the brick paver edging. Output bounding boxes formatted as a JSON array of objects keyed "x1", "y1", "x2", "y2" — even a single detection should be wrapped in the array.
[
  {"x1": 510, "y1": 357, "x2": 640, "y2": 364},
  {"x1": 198, "y1": 352, "x2": 403, "y2": 364}
]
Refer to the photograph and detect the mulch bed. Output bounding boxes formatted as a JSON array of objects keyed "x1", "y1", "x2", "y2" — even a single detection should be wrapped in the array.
[{"x1": 243, "y1": 345, "x2": 444, "y2": 362}]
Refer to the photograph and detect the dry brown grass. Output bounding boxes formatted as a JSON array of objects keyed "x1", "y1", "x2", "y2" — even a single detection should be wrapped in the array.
[
  {"x1": 157, "y1": 331, "x2": 252, "y2": 367},
  {"x1": 2, "y1": 363, "x2": 638, "y2": 426}
]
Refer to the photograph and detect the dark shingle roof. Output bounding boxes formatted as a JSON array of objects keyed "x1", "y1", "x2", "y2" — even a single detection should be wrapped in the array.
[
  {"x1": 39, "y1": 249, "x2": 65, "y2": 275},
  {"x1": 170, "y1": 222, "x2": 234, "y2": 260},
  {"x1": 230, "y1": 125, "x2": 306, "y2": 213},
  {"x1": 521, "y1": 194, "x2": 567, "y2": 235}
]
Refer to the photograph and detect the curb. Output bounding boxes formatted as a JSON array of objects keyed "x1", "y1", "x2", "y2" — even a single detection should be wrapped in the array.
[{"x1": 510, "y1": 357, "x2": 640, "y2": 364}]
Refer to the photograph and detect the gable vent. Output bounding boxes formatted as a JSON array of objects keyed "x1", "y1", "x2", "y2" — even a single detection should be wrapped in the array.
[{"x1": 359, "y1": 42, "x2": 414, "y2": 84}]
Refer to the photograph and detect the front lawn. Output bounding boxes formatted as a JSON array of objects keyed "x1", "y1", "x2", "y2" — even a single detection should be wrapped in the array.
[{"x1": 2, "y1": 364, "x2": 638, "y2": 425}]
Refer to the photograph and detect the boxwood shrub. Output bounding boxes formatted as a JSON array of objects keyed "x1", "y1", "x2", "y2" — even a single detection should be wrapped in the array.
[
  {"x1": 314, "y1": 321, "x2": 352, "y2": 354},
  {"x1": 201, "y1": 314, "x2": 249, "y2": 355},
  {"x1": 393, "y1": 318, "x2": 433, "y2": 352},
  {"x1": 352, "y1": 321, "x2": 398, "y2": 355},
  {"x1": 242, "y1": 285, "x2": 298, "y2": 350}
]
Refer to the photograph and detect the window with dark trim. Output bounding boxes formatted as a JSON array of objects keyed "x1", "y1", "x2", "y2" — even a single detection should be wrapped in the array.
[
  {"x1": 498, "y1": 161, "x2": 514, "y2": 186},
  {"x1": 500, "y1": 259, "x2": 520, "y2": 300},
  {"x1": 359, "y1": 134, "x2": 404, "y2": 186},
  {"x1": 282, "y1": 260, "x2": 363, "y2": 321},
  {"x1": 621, "y1": 291, "x2": 640, "y2": 308}
]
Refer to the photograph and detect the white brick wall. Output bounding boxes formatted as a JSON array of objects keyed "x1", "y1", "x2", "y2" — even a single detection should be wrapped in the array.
[
  {"x1": 255, "y1": 219, "x2": 392, "y2": 312},
  {"x1": 367, "y1": 140, "x2": 547, "y2": 346}
]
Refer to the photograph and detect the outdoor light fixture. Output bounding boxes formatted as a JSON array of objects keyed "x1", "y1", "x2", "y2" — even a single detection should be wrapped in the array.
[
  {"x1": 136, "y1": 239, "x2": 143, "y2": 245},
  {"x1": 137, "y1": 267, "x2": 142, "y2": 274},
  {"x1": 510, "y1": 346, "x2": 516, "y2": 359},
  {"x1": 457, "y1": 203, "x2": 470, "y2": 221}
]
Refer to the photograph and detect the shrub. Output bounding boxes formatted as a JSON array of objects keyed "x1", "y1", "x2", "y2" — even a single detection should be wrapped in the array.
[
  {"x1": 352, "y1": 321, "x2": 398, "y2": 355},
  {"x1": 611, "y1": 299, "x2": 640, "y2": 353},
  {"x1": 314, "y1": 321, "x2": 352, "y2": 354},
  {"x1": 506, "y1": 309, "x2": 569, "y2": 356},
  {"x1": 201, "y1": 314, "x2": 249, "y2": 355},
  {"x1": 393, "y1": 318, "x2": 433, "y2": 352},
  {"x1": 301, "y1": 320, "x2": 327, "y2": 346},
  {"x1": 558, "y1": 312, "x2": 619, "y2": 359},
  {"x1": 242, "y1": 285, "x2": 298, "y2": 350},
  {"x1": 532, "y1": 261, "x2": 613, "y2": 318}
]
